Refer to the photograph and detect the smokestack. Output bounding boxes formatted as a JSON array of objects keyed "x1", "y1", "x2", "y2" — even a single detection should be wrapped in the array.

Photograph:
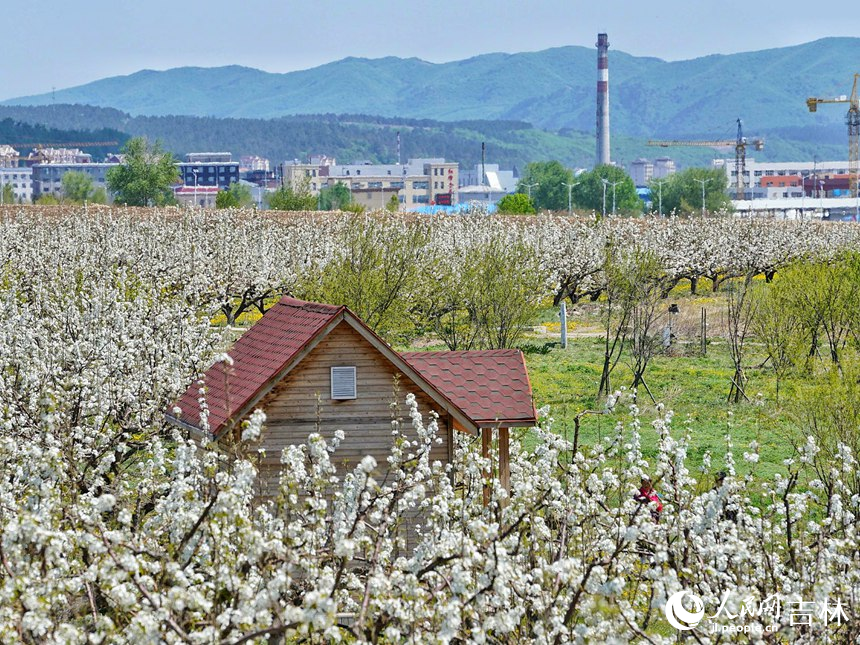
[{"x1": 596, "y1": 33, "x2": 611, "y2": 166}]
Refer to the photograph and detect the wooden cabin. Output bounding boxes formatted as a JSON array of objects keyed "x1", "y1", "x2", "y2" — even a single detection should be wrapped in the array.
[{"x1": 167, "y1": 297, "x2": 537, "y2": 497}]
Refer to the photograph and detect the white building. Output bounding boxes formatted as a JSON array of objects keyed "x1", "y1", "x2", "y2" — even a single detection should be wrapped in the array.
[
  {"x1": 629, "y1": 158, "x2": 654, "y2": 186},
  {"x1": 714, "y1": 158, "x2": 850, "y2": 198},
  {"x1": 653, "y1": 157, "x2": 676, "y2": 179},
  {"x1": 0, "y1": 145, "x2": 19, "y2": 168},
  {"x1": 174, "y1": 185, "x2": 219, "y2": 208},
  {"x1": 0, "y1": 167, "x2": 32, "y2": 203},
  {"x1": 283, "y1": 157, "x2": 459, "y2": 210},
  {"x1": 240, "y1": 155, "x2": 270, "y2": 172},
  {"x1": 459, "y1": 163, "x2": 518, "y2": 194}
]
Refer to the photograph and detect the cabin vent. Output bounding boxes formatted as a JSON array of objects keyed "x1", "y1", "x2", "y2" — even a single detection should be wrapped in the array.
[{"x1": 330, "y1": 366, "x2": 357, "y2": 400}]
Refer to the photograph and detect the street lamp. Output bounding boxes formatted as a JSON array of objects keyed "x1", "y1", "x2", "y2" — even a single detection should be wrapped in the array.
[
  {"x1": 562, "y1": 181, "x2": 579, "y2": 217},
  {"x1": 694, "y1": 178, "x2": 710, "y2": 216},
  {"x1": 608, "y1": 180, "x2": 621, "y2": 215},
  {"x1": 523, "y1": 182, "x2": 539, "y2": 203},
  {"x1": 191, "y1": 169, "x2": 199, "y2": 208},
  {"x1": 652, "y1": 179, "x2": 665, "y2": 217},
  {"x1": 601, "y1": 178, "x2": 608, "y2": 217}
]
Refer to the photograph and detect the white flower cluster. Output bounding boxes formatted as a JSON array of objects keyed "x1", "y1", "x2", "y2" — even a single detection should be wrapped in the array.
[{"x1": 0, "y1": 209, "x2": 858, "y2": 643}]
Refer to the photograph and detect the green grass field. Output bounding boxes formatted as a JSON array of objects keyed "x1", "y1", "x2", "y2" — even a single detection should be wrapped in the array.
[{"x1": 523, "y1": 334, "x2": 796, "y2": 482}]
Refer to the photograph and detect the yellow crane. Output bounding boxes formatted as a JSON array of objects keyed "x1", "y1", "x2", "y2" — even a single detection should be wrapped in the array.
[
  {"x1": 648, "y1": 119, "x2": 764, "y2": 200},
  {"x1": 806, "y1": 73, "x2": 860, "y2": 198}
]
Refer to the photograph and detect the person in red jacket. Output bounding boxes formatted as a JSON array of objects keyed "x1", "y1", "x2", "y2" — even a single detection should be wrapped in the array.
[{"x1": 634, "y1": 477, "x2": 663, "y2": 522}]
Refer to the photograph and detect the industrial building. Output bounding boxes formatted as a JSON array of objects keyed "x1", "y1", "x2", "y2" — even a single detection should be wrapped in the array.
[{"x1": 715, "y1": 158, "x2": 853, "y2": 199}]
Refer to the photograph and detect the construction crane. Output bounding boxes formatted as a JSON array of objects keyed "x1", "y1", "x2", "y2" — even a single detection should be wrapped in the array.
[
  {"x1": 806, "y1": 73, "x2": 860, "y2": 198},
  {"x1": 9, "y1": 140, "x2": 119, "y2": 148},
  {"x1": 648, "y1": 119, "x2": 764, "y2": 200}
]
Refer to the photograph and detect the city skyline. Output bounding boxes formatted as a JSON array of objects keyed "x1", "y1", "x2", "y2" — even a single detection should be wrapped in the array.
[{"x1": 4, "y1": 0, "x2": 860, "y2": 100}]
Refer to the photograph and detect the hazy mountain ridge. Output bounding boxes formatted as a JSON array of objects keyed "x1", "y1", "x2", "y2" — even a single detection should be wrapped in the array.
[{"x1": 5, "y1": 38, "x2": 860, "y2": 140}]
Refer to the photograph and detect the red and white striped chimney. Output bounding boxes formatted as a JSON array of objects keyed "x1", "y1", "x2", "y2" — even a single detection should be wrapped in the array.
[{"x1": 596, "y1": 33, "x2": 611, "y2": 166}]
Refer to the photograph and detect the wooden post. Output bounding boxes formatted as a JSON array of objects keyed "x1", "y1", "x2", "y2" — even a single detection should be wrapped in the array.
[
  {"x1": 482, "y1": 427, "x2": 492, "y2": 506},
  {"x1": 498, "y1": 427, "x2": 510, "y2": 498}
]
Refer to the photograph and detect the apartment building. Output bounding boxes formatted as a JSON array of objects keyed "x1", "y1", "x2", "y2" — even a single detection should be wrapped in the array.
[
  {"x1": 282, "y1": 157, "x2": 459, "y2": 209},
  {"x1": 652, "y1": 157, "x2": 676, "y2": 179},
  {"x1": 178, "y1": 152, "x2": 239, "y2": 189},
  {"x1": 0, "y1": 167, "x2": 32, "y2": 203},
  {"x1": 629, "y1": 158, "x2": 654, "y2": 187},
  {"x1": 31, "y1": 163, "x2": 115, "y2": 200}
]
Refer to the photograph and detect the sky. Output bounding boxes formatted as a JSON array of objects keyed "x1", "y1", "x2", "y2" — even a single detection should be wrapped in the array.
[{"x1": 2, "y1": 0, "x2": 857, "y2": 100}]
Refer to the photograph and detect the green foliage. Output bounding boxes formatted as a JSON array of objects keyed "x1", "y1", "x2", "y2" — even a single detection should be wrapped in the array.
[
  {"x1": 516, "y1": 161, "x2": 574, "y2": 211},
  {"x1": 318, "y1": 183, "x2": 352, "y2": 211},
  {"x1": 497, "y1": 193, "x2": 535, "y2": 215},
  {"x1": 61, "y1": 171, "x2": 96, "y2": 203},
  {"x1": 1, "y1": 183, "x2": 13, "y2": 204},
  {"x1": 90, "y1": 187, "x2": 108, "y2": 204},
  {"x1": 297, "y1": 216, "x2": 425, "y2": 339},
  {"x1": 215, "y1": 182, "x2": 254, "y2": 209},
  {"x1": 106, "y1": 137, "x2": 178, "y2": 206},
  {"x1": 267, "y1": 181, "x2": 317, "y2": 212},
  {"x1": 651, "y1": 168, "x2": 731, "y2": 215},
  {"x1": 343, "y1": 202, "x2": 366, "y2": 214},
  {"x1": 767, "y1": 254, "x2": 860, "y2": 365},
  {"x1": 385, "y1": 193, "x2": 400, "y2": 213},
  {"x1": 572, "y1": 165, "x2": 642, "y2": 215},
  {"x1": 215, "y1": 190, "x2": 238, "y2": 209},
  {"x1": 791, "y1": 353, "x2": 860, "y2": 496},
  {"x1": 35, "y1": 194, "x2": 60, "y2": 205},
  {"x1": 415, "y1": 236, "x2": 546, "y2": 350}
]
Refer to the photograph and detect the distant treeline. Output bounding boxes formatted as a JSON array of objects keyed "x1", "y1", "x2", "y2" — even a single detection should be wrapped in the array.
[
  {"x1": 0, "y1": 117, "x2": 128, "y2": 159},
  {"x1": 0, "y1": 104, "x2": 847, "y2": 171}
]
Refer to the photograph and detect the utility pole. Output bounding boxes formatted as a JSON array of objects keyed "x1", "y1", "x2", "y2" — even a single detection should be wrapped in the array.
[
  {"x1": 523, "y1": 182, "x2": 539, "y2": 204},
  {"x1": 694, "y1": 178, "x2": 710, "y2": 216}
]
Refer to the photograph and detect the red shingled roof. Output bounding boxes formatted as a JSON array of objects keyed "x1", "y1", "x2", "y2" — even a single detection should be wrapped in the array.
[
  {"x1": 168, "y1": 297, "x2": 537, "y2": 437},
  {"x1": 169, "y1": 297, "x2": 343, "y2": 435},
  {"x1": 401, "y1": 350, "x2": 537, "y2": 427}
]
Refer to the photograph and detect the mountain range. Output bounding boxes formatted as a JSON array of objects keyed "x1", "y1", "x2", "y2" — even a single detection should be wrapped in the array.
[{"x1": 2, "y1": 38, "x2": 859, "y2": 167}]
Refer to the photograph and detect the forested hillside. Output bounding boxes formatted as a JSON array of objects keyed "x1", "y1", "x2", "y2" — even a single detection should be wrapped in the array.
[
  {"x1": 0, "y1": 117, "x2": 128, "y2": 159},
  {"x1": 0, "y1": 106, "x2": 844, "y2": 170}
]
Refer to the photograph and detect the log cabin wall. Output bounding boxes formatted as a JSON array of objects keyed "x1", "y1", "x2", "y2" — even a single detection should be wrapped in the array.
[{"x1": 251, "y1": 320, "x2": 451, "y2": 497}]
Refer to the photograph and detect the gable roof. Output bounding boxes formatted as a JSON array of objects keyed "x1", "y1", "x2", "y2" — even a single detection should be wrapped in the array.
[
  {"x1": 169, "y1": 298, "x2": 344, "y2": 435},
  {"x1": 401, "y1": 350, "x2": 536, "y2": 428},
  {"x1": 167, "y1": 297, "x2": 537, "y2": 438}
]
